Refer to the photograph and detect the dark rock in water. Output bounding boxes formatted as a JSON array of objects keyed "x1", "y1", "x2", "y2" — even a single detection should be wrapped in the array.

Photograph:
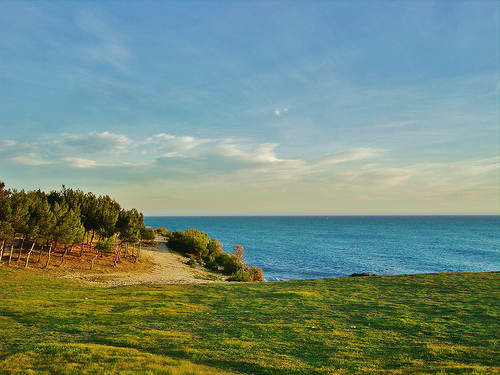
[{"x1": 349, "y1": 272, "x2": 378, "y2": 277}]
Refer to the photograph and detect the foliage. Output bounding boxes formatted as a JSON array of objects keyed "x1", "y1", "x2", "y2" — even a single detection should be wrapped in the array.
[
  {"x1": 0, "y1": 181, "x2": 149, "y2": 268},
  {"x1": 95, "y1": 239, "x2": 114, "y2": 253},
  {"x1": 141, "y1": 227, "x2": 156, "y2": 241},
  {"x1": 155, "y1": 227, "x2": 170, "y2": 237},
  {"x1": 0, "y1": 269, "x2": 498, "y2": 374},
  {"x1": 167, "y1": 230, "x2": 263, "y2": 282},
  {"x1": 116, "y1": 209, "x2": 142, "y2": 244}
]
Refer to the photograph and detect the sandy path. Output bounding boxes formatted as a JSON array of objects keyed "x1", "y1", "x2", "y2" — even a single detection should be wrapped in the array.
[{"x1": 61, "y1": 240, "x2": 224, "y2": 287}]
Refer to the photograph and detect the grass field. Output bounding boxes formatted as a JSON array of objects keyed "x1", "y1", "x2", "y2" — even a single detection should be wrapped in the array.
[{"x1": 0, "y1": 266, "x2": 499, "y2": 374}]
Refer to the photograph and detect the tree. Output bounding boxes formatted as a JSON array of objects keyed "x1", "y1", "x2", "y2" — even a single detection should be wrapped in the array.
[
  {"x1": 0, "y1": 182, "x2": 13, "y2": 262},
  {"x1": 137, "y1": 226, "x2": 155, "y2": 262},
  {"x1": 233, "y1": 245, "x2": 244, "y2": 263},
  {"x1": 44, "y1": 202, "x2": 84, "y2": 268},
  {"x1": 80, "y1": 192, "x2": 99, "y2": 252},
  {"x1": 24, "y1": 190, "x2": 56, "y2": 267},
  {"x1": 96, "y1": 195, "x2": 121, "y2": 240},
  {"x1": 8, "y1": 190, "x2": 30, "y2": 265},
  {"x1": 115, "y1": 209, "x2": 142, "y2": 264}
]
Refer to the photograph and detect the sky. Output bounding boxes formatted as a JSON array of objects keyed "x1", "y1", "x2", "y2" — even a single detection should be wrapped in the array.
[{"x1": 0, "y1": 1, "x2": 499, "y2": 215}]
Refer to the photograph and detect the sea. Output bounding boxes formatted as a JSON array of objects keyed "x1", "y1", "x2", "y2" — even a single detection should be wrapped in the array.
[{"x1": 144, "y1": 216, "x2": 500, "y2": 282}]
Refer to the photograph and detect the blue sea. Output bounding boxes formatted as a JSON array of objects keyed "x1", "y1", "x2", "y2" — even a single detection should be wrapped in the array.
[{"x1": 144, "y1": 216, "x2": 500, "y2": 282}]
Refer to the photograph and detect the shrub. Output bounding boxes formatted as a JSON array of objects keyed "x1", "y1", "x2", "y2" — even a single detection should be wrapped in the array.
[
  {"x1": 95, "y1": 239, "x2": 114, "y2": 254},
  {"x1": 220, "y1": 254, "x2": 242, "y2": 275},
  {"x1": 204, "y1": 259, "x2": 220, "y2": 271},
  {"x1": 167, "y1": 229, "x2": 210, "y2": 258},
  {"x1": 155, "y1": 227, "x2": 170, "y2": 237},
  {"x1": 227, "y1": 266, "x2": 264, "y2": 282},
  {"x1": 227, "y1": 268, "x2": 250, "y2": 282},
  {"x1": 205, "y1": 239, "x2": 223, "y2": 258},
  {"x1": 166, "y1": 229, "x2": 262, "y2": 282},
  {"x1": 248, "y1": 266, "x2": 264, "y2": 282}
]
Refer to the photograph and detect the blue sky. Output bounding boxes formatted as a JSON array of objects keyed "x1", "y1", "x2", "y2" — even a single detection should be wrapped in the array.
[{"x1": 0, "y1": 1, "x2": 498, "y2": 215}]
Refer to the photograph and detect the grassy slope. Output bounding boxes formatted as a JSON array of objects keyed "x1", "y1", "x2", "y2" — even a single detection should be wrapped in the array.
[{"x1": 0, "y1": 266, "x2": 499, "y2": 374}]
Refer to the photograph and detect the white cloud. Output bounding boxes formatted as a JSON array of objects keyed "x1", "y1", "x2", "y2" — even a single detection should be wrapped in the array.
[
  {"x1": 336, "y1": 164, "x2": 418, "y2": 189},
  {"x1": 63, "y1": 131, "x2": 132, "y2": 155},
  {"x1": 0, "y1": 140, "x2": 16, "y2": 151},
  {"x1": 313, "y1": 148, "x2": 385, "y2": 166},
  {"x1": 454, "y1": 156, "x2": 500, "y2": 175},
  {"x1": 4, "y1": 130, "x2": 497, "y2": 214},
  {"x1": 204, "y1": 141, "x2": 308, "y2": 184},
  {"x1": 145, "y1": 133, "x2": 211, "y2": 157},
  {"x1": 377, "y1": 120, "x2": 419, "y2": 128},
  {"x1": 252, "y1": 143, "x2": 282, "y2": 163},
  {"x1": 11, "y1": 154, "x2": 51, "y2": 166},
  {"x1": 274, "y1": 107, "x2": 289, "y2": 116},
  {"x1": 331, "y1": 157, "x2": 500, "y2": 196},
  {"x1": 210, "y1": 142, "x2": 285, "y2": 164},
  {"x1": 61, "y1": 157, "x2": 98, "y2": 168}
]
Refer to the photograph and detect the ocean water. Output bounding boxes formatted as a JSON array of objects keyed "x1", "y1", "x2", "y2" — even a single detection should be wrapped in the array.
[{"x1": 144, "y1": 216, "x2": 500, "y2": 281}]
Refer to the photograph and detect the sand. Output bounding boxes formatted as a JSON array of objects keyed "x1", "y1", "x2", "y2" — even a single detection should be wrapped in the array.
[{"x1": 57, "y1": 239, "x2": 224, "y2": 287}]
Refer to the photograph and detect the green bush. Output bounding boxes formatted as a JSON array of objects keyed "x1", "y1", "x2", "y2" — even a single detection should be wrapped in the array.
[
  {"x1": 227, "y1": 268, "x2": 250, "y2": 282},
  {"x1": 95, "y1": 239, "x2": 114, "y2": 253},
  {"x1": 227, "y1": 266, "x2": 264, "y2": 282},
  {"x1": 155, "y1": 227, "x2": 170, "y2": 237},
  {"x1": 167, "y1": 229, "x2": 210, "y2": 258},
  {"x1": 204, "y1": 259, "x2": 220, "y2": 271},
  {"x1": 248, "y1": 266, "x2": 264, "y2": 282},
  {"x1": 166, "y1": 229, "x2": 263, "y2": 282}
]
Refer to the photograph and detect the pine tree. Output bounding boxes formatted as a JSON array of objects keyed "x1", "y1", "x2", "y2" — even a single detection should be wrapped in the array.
[
  {"x1": 24, "y1": 191, "x2": 56, "y2": 267},
  {"x1": 8, "y1": 190, "x2": 30, "y2": 265},
  {"x1": 0, "y1": 182, "x2": 13, "y2": 262},
  {"x1": 44, "y1": 202, "x2": 84, "y2": 268}
]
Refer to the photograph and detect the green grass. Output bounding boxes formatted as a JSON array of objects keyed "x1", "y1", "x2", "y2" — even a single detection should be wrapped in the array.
[{"x1": 0, "y1": 266, "x2": 499, "y2": 374}]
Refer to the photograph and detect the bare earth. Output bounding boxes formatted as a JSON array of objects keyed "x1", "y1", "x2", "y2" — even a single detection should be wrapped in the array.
[{"x1": 58, "y1": 239, "x2": 224, "y2": 287}]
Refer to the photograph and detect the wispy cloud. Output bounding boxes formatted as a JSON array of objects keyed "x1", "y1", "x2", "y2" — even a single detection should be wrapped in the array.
[
  {"x1": 0, "y1": 140, "x2": 16, "y2": 151},
  {"x1": 376, "y1": 120, "x2": 419, "y2": 129},
  {"x1": 145, "y1": 134, "x2": 212, "y2": 157},
  {"x1": 60, "y1": 157, "x2": 99, "y2": 168},
  {"x1": 332, "y1": 157, "x2": 500, "y2": 197},
  {"x1": 209, "y1": 142, "x2": 286, "y2": 164},
  {"x1": 335, "y1": 164, "x2": 419, "y2": 190},
  {"x1": 313, "y1": 148, "x2": 385, "y2": 166},
  {"x1": 2, "y1": 129, "x2": 498, "y2": 214},
  {"x1": 11, "y1": 154, "x2": 52, "y2": 166},
  {"x1": 75, "y1": 7, "x2": 131, "y2": 71},
  {"x1": 202, "y1": 141, "x2": 308, "y2": 184},
  {"x1": 62, "y1": 131, "x2": 133, "y2": 155}
]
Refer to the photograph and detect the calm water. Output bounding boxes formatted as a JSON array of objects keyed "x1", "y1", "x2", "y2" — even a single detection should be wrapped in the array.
[{"x1": 144, "y1": 216, "x2": 500, "y2": 281}]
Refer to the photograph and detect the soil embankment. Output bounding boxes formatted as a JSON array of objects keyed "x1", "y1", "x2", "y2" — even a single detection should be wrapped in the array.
[{"x1": 36, "y1": 239, "x2": 224, "y2": 287}]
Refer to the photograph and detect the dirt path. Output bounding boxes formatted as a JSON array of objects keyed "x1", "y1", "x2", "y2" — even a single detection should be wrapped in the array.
[{"x1": 60, "y1": 240, "x2": 224, "y2": 287}]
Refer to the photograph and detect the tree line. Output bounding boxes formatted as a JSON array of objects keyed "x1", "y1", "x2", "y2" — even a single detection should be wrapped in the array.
[
  {"x1": 1, "y1": 181, "x2": 264, "y2": 282},
  {"x1": 0, "y1": 181, "x2": 155, "y2": 269}
]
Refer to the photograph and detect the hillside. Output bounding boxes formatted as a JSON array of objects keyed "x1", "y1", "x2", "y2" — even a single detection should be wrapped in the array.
[
  {"x1": 3, "y1": 237, "x2": 223, "y2": 287},
  {"x1": 1, "y1": 265, "x2": 499, "y2": 374}
]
